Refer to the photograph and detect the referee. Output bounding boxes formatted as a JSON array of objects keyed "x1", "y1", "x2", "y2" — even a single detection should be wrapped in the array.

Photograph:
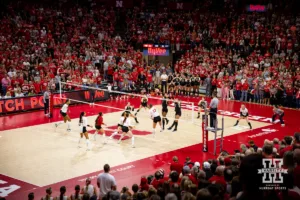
[
  {"x1": 43, "y1": 87, "x2": 50, "y2": 116},
  {"x1": 209, "y1": 92, "x2": 219, "y2": 128}
]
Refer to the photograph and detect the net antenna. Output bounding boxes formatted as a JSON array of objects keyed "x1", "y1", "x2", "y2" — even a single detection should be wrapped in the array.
[{"x1": 59, "y1": 81, "x2": 195, "y2": 123}]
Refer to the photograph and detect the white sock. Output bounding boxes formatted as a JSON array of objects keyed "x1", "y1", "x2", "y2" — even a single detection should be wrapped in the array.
[
  {"x1": 78, "y1": 137, "x2": 82, "y2": 144},
  {"x1": 131, "y1": 136, "x2": 135, "y2": 146},
  {"x1": 152, "y1": 129, "x2": 155, "y2": 134},
  {"x1": 56, "y1": 121, "x2": 64, "y2": 126},
  {"x1": 110, "y1": 131, "x2": 118, "y2": 138},
  {"x1": 94, "y1": 131, "x2": 98, "y2": 140},
  {"x1": 86, "y1": 139, "x2": 90, "y2": 148},
  {"x1": 103, "y1": 133, "x2": 106, "y2": 143},
  {"x1": 67, "y1": 121, "x2": 71, "y2": 129}
]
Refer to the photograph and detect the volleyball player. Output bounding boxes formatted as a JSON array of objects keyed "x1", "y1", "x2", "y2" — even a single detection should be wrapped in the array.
[
  {"x1": 272, "y1": 105, "x2": 285, "y2": 127},
  {"x1": 135, "y1": 95, "x2": 148, "y2": 116},
  {"x1": 55, "y1": 99, "x2": 71, "y2": 132},
  {"x1": 125, "y1": 102, "x2": 139, "y2": 123},
  {"x1": 173, "y1": 74, "x2": 180, "y2": 96},
  {"x1": 197, "y1": 97, "x2": 207, "y2": 119},
  {"x1": 162, "y1": 94, "x2": 169, "y2": 130},
  {"x1": 94, "y1": 112, "x2": 107, "y2": 143},
  {"x1": 168, "y1": 100, "x2": 181, "y2": 132},
  {"x1": 109, "y1": 112, "x2": 125, "y2": 139},
  {"x1": 118, "y1": 112, "x2": 135, "y2": 148},
  {"x1": 190, "y1": 75, "x2": 196, "y2": 96},
  {"x1": 78, "y1": 112, "x2": 93, "y2": 150},
  {"x1": 148, "y1": 104, "x2": 163, "y2": 135},
  {"x1": 186, "y1": 76, "x2": 191, "y2": 96},
  {"x1": 233, "y1": 104, "x2": 252, "y2": 129},
  {"x1": 180, "y1": 76, "x2": 186, "y2": 96},
  {"x1": 167, "y1": 72, "x2": 173, "y2": 94},
  {"x1": 194, "y1": 75, "x2": 201, "y2": 96}
]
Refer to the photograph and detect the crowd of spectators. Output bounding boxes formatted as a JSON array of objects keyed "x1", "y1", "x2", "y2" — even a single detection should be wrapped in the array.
[
  {"x1": 16, "y1": 132, "x2": 300, "y2": 200},
  {"x1": 1, "y1": 1, "x2": 300, "y2": 110}
]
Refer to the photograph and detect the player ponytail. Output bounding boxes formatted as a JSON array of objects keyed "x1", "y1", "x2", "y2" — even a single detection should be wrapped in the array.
[
  {"x1": 123, "y1": 113, "x2": 129, "y2": 124},
  {"x1": 79, "y1": 112, "x2": 84, "y2": 124},
  {"x1": 59, "y1": 186, "x2": 66, "y2": 200}
]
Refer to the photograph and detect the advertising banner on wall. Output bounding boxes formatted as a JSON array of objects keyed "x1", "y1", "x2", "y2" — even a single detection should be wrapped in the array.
[{"x1": 0, "y1": 90, "x2": 109, "y2": 114}]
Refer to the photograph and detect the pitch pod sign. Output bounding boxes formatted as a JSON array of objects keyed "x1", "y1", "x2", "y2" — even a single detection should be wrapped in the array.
[{"x1": 0, "y1": 90, "x2": 109, "y2": 114}]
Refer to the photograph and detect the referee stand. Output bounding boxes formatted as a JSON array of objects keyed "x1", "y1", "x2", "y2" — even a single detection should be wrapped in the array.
[{"x1": 202, "y1": 111, "x2": 224, "y2": 155}]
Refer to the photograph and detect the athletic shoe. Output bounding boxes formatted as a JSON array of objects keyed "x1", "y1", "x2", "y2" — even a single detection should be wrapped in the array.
[
  {"x1": 67, "y1": 129, "x2": 71, "y2": 132},
  {"x1": 55, "y1": 123, "x2": 58, "y2": 128},
  {"x1": 172, "y1": 129, "x2": 177, "y2": 132},
  {"x1": 167, "y1": 127, "x2": 172, "y2": 130},
  {"x1": 132, "y1": 145, "x2": 135, "y2": 148},
  {"x1": 117, "y1": 140, "x2": 121, "y2": 144},
  {"x1": 281, "y1": 124, "x2": 285, "y2": 127}
]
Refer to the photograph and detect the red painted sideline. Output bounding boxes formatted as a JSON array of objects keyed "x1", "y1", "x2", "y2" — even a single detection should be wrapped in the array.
[{"x1": 1, "y1": 97, "x2": 300, "y2": 199}]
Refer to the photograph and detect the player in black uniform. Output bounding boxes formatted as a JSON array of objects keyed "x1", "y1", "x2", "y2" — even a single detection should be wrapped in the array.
[
  {"x1": 186, "y1": 76, "x2": 191, "y2": 96},
  {"x1": 168, "y1": 99, "x2": 181, "y2": 132},
  {"x1": 161, "y1": 94, "x2": 170, "y2": 130},
  {"x1": 180, "y1": 76, "x2": 186, "y2": 96},
  {"x1": 197, "y1": 97, "x2": 207, "y2": 119},
  {"x1": 190, "y1": 75, "x2": 196, "y2": 96},
  {"x1": 167, "y1": 73, "x2": 173, "y2": 95},
  {"x1": 194, "y1": 75, "x2": 201, "y2": 96},
  {"x1": 234, "y1": 104, "x2": 252, "y2": 129},
  {"x1": 125, "y1": 102, "x2": 139, "y2": 123},
  {"x1": 135, "y1": 95, "x2": 148, "y2": 116},
  {"x1": 173, "y1": 74, "x2": 180, "y2": 95}
]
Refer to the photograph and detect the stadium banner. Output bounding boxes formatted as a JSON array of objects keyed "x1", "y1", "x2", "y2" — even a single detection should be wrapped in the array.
[
  {"x1": 104, "y1": 0, "x2": 133, "y2": 8},
  {"x1": 0, "y1": 90, "x2": 109, "y2": 114},
  {"x1": 167, "y1": 2, "x2": 193, "y2": 10},
  {"x1": 143, "y1": 44, "x2": 170, "y2": 56},
  {"x1": 246, "y1": 4, "x2": 267, "y2": 12}
]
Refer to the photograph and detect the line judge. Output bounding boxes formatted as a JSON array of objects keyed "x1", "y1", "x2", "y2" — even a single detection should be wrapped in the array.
[
  {"x1": 208, "y1": 92, "x2": 219, "y2": 128},
  {"x1": 43, "y1": 87, "x2": 50, "y2": 116}
]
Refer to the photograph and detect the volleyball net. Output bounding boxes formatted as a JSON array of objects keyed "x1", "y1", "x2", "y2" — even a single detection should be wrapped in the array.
[{"x1": 58, "y1": 81, "x2": 196, "y2": 123}]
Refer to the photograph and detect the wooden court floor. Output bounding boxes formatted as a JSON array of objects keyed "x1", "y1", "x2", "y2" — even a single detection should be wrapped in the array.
[{"x1": 0, "y1": 104, "x2": 269, "y2": 187}]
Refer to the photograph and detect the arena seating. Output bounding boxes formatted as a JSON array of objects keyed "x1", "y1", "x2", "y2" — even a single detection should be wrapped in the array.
[{"x1": 0, "y1": 0, "x2": 300, "y2": 199}]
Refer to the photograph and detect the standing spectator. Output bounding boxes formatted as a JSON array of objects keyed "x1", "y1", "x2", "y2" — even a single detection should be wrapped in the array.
[
  {"x1": 161, "y1": 71, "x2": 168, "y2": 94},
  {"x1": 1, "y1": 76, "x2": 10, "y2": 96},
  {"x1": 205, "y1": 76, "x2": 212, "y2": 97},
  {"x1": 97, "y1": 164, "x2": 117, "y2": 199},
  {"x1": 43, "y1": 87, "x2": 50, "y2": 116},
  {"x1": 240, "y1": 81, "x2": 249, "y2": 102},
  {"x1": 170, "y1": 156, "x2": 183, "y2": 175},
  {"x1": 103, "y1": 60, "x2": 109, "y2": 80},
  {"x1": 81, "y1": 178, "x2": 97, "y2": 198}
]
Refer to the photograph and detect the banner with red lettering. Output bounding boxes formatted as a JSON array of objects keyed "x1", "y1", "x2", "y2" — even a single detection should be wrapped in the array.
[
  {"x1": 0, "y1": 90, "x2": 109, "y2": 114},
  {"x1": 167, "y1": 2, "x2": 193, "y2": 10},
  {"x1": 246, "y1": 4, "x2": 267, "y2": 12},
  {"x1": 202, "y1": 114, "x2": 208, "y2": 152}
]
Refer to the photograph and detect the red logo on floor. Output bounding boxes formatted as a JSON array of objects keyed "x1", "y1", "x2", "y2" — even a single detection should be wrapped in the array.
[{"x1": 88, "y1": 125, "x2": 152, "y2": 140}]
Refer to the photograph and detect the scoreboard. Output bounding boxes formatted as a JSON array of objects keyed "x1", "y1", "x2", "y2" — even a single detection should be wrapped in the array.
[{"x1": 143, "y1": 44, "x2": 170, "y2": 56}]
